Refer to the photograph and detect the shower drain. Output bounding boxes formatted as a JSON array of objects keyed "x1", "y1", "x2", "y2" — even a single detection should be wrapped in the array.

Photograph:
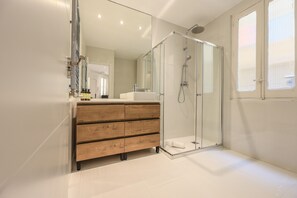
[{"x1": 191, "y1": 141, "x2": 200, "y2": 145}]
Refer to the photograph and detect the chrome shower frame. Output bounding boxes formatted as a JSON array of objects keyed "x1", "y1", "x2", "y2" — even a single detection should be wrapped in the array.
[
  {"x1": 154, "y1": 31, "x2": 220, "y2": 48},
  {"x1": 178, "y1": 25, "x2": 204, "y2": 103},
  {"x1": 152, "y1": 31, "x2": 224, "y2": 157}
]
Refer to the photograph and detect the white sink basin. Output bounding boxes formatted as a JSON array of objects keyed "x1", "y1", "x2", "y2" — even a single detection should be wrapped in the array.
[{"x1": 120, "y1": 92, "x2": 158, "y2": 101}]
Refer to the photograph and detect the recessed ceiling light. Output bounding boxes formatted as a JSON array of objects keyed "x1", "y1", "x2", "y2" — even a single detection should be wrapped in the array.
[
  {"x1": 97, "y1": 14, "x2": 102, "y2": 19},
  {"x1": 138, "y1": 26, "x2": 142, "y2": 30},
  {"x1": 120, "y1": 20, "x2": 124, "y2": 25}
]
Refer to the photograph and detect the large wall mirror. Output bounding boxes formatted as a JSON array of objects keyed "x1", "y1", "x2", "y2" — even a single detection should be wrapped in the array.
[{"x1": 79, "y1": 0, "x2": 152, "y2": 99}]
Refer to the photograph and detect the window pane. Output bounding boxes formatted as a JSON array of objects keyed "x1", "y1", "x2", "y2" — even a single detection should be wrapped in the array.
[
  {"x1": 268, "y1": 0, "x2": 295, "y2": 90},
  {"x1": 237, "y1": 12, "x2": 257, "y2": 92}
]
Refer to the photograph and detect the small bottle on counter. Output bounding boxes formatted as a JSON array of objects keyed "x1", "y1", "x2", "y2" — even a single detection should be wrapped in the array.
[
  {"x1": 80, "y1": 89, "x2": 91, "y2": 101},
  {"x1": 80, "y1": 89, "x2": 83, "y2": 101},
  {"x1": 87, "y1": 89, "x2": 91, "y2": 101},
  {"x1": 81, "y1": 89, "x2": 86, "y2": 101}
]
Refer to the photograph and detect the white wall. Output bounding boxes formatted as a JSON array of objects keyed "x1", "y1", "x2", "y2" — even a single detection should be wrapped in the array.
[
  {"x1": 137, "y1": 56, "x2": 145, "y2": 88},
  {"x1": 152, "y1": 17, "x2": 187, "y2": 47},
  {"x1": 114, "y1": 58, "x2": 137, "y2": 98},
  {"x1": 0, "y1": 0, "x2": 71, "y2": 197},
  {"x1": 86, "y1": 46, "x2": 115, "y2": 98},
  {"x1": 80, "y1": 27, "x2": 86, "y2": 56},
  {"x1": 198, "y1": 0, "x2": 297, "y2": 173}
]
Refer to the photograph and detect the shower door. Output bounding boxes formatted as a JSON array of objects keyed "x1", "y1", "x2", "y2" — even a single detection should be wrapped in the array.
[{"x1": 197, "y1": 43, "x2": 223, "y2": 149}]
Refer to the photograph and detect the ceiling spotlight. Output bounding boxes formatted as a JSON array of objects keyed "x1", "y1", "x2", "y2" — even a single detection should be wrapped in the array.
[
  {"x1": 138, "y1": 26, "x2": 142, "y2": 30},
  {"x1": 120, "y1": 20, "x2": 124, "y2": 25},
  {"x1": 97, "y1": 14, "x2": 102, "y2": 19}
]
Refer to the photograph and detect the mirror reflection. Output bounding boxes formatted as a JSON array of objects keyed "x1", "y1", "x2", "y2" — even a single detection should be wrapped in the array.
[{"x1": 79, "y1": 0, "x2": 152, "y2": 99}]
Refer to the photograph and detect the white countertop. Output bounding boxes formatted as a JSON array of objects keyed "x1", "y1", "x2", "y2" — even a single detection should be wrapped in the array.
[{"x1": 77, "y1": 98, "x2": 160, "y2": 104}]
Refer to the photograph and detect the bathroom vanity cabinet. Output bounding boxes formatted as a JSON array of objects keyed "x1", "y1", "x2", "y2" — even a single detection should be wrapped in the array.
[{"x1": 75, "y1": 101, "x2": 160, "y2": 170}]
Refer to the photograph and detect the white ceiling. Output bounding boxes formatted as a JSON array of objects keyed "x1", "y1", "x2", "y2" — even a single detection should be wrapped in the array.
[
  {"x1": 80, "y1": 0, "x2": 151, "y2": 60},
  {"x1": 80, "y1": 0, "x2": 244, "y2": 60},
  {"x1": 111, "y1": 0, "x2": 244, "y2": 28}
]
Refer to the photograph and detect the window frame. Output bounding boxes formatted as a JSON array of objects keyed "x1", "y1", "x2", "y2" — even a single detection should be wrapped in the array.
[
  {"x1": 231, "y1": 0, "x2": 297, "y2": 99},
  {"x1": 264, "y1": 0, "x2": 297, "y2": 98},
  {"x1": 232, "y1": 1, "x2": 264, "y2": 99}
]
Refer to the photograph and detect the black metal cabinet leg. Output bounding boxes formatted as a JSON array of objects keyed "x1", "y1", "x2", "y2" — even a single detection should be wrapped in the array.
[
  {"x1": 120, "y1": 153, "x2": 125, "y2": 161},
  {"x1": 124, "y1": 153, "x2": 128, "y2": 160},
  {"x1": 156, "y1": 146, "x2": 160, "y2": 153},
  {"x1": 77, "y1": 162, "x2": 81, "y2": 171}
]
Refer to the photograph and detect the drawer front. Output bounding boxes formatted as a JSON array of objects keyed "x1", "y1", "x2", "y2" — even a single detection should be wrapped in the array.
[
  {"x1": 125, "y1": 104, "x2": 160, "y2": 120},
  {"x1": 76, "y1": 139, "x2": 124, "y2": 161},
  {"x1": 125, "y1": 120, "x2": 160, "y2": 137},
  {"x1": 125, "y1": 134, "x2": 160, "y2": 153},
  {"x1": 77, "y1": 122, "x2": 125, "y2": 143},
  {"x1": 77, "y1": 105, "x2": 124, "y2": 123}
]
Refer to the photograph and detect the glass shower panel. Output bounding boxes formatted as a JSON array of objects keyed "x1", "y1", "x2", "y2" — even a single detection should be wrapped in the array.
[
  {"x1": 201, "y1": 44, "x2": 222, "y2": 148},
  {"x1": 152, "y1": 44, "x2": 164, "y2": 147},
  {"x1": 162, "y1": 34, "x2": 197, "y2": 155}
]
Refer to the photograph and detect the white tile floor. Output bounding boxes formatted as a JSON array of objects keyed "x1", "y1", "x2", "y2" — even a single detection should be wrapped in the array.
[
  {"x1": 69, "y1": 148, "x2": 297, "y2": 198},
  {"x1": 164, "y1": 136, "x2": 217, "y2": 155}
]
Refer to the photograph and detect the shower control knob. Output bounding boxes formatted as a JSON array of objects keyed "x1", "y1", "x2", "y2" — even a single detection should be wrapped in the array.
[{"x1": 181, "y1": 81, "x2": 188, "y2": 87}]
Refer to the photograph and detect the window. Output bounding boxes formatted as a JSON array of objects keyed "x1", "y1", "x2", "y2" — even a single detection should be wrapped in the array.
[
  {"x1": 232, "y1": 2, "x2": 263, "y2": 98},
  {"x1": 267, "y1": 0, "x2": 295, "y2": 91},
  {"x1": 232, "y1": 0, "x2": 297, "y2": 98},
  {"x1": 237, "y1": 12, "x2": 257, "y2": 92}
]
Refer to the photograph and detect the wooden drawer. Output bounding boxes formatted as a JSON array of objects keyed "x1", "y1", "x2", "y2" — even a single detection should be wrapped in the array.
[
  {"x1": 76, "y1": 139, "x2": 124, "y2": 161},
  {"x1": 77, "y1": 105, "x2": 124, "y2": 123},
  {"x1": 125, "y1": 104, "x2": 160, "y2": 120},
  {"x1": 125, "y1": 134, "x2": 160, "y2": 153},
  {"x1": 125, "y1": 119, "x2": 160, "y2": 137},
  {"x1": 77, "y1": 122, "x2": 125, "y2": 143}
]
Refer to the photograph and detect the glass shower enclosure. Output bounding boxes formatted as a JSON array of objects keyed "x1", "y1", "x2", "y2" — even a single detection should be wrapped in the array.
[{"x1": 152, "y1": 31, "x2": 223, "y2": 156}]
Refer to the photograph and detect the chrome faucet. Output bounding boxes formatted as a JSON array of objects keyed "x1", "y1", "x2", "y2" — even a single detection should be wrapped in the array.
[
  {"x1": 133, "y1": 84, "x2": 138, "y2": 92},
  {"x1": 132, "y1": 84, "x2": 149, "y2": 92}
]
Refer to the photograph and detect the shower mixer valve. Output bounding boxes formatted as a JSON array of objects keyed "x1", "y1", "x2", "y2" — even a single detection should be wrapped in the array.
[{"x1": 181, "y1": 81, "x2": 188, "y2": 87}]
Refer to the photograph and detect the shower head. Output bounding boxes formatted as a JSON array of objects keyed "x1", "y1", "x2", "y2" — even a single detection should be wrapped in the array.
[
  {"x1": 191, "y1": 25, "x2": 205, "y2": 34},
  {"x1": 186, "y1": 24, "x2": 205, "y2": 35}
]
